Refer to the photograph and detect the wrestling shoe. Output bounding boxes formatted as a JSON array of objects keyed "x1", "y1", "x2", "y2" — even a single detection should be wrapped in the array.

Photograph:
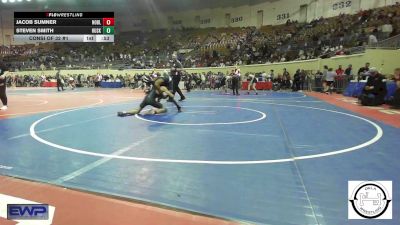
[
  {"x1": 0, "y1": 106, "x2": 7, "y2": 111},
  {"x1": 118, "y1": 111, "x2": 134, "y2": 117},
  {"x1": 117, "y1": 111, "x2": 126, "y2": 117}
]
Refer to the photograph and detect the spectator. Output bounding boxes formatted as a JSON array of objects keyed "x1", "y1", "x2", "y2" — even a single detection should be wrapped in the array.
[
  {"x1": 336, "y1": 65, "x2": 344, "y2": 76},
  {"x1": 335, "y1": 65, "x2": 345, "y2": 91},
  {"x1": 344, "y1": 64, "x2": 354, "y2": 81},
  {"x1": 387, "y1": 68, "x2": 400, "y2": 108},
  {"x1": 358, "y1": 62, "x2": 370, "y2": 80},
  {"x1": 299, "y1": 69, "x2": 306, "y2": 91},
  {"x1": 283, "y1": 68, "x2": 290, "y2": 89},
  {"x1": 77, "y1": 74, "x2": 82, "y2": 87},
  {"x1": 292, "y1": 69, "x2": 300, "y2": 92},
  {"x1": 261, "y1": 71, "x2": 267, "y2": 81},
  {"x1": 322, "y1": 65, "x2": 329, "y2": 91},
  {"x1": 68, "y1": 76, "x2": 76, "y2": 90},
  {"x1": 368, "y1": 31, "x2": 378, "y2": 46},
  {"x1": 272, "y1": 74, "x2": 283, "y2": 91},
  {"x1": 2, "y1": 4, "x2": 400, "y2": 73},
  {"x1": 358, "y1": 67, "x2": 387, "y2": 106},
  {"x1": 314, "y1": 70, "x2": 324, "y2": 92},
  {"x1": 0, "y1": 64, "x2": 8, "y2": 111},
  {"x1": 95, "y1": 73, "x2": 102, "y2": 87},
  {"x1": 324, "y1": 68, "x2": 336, "y2": 94},
  {"x1": 268, "y1": 70, "x2": 274, "y2": 82}
]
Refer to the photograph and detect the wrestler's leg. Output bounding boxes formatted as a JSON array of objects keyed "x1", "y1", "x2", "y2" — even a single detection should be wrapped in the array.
[
  {"x1": 160, "y1": 86, "x2": 181, "y2": 112},
  {"x1": 118, "y1": 98, "x2": 147, "y2": 117},
  {"x1": 153, "y1": 107, "x2": 167, "y2": 114}
]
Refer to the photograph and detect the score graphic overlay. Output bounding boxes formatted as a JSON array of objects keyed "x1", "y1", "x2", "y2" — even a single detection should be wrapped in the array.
[{"x1": 14, "y1": 12, "x2": 114, "y2": 43}]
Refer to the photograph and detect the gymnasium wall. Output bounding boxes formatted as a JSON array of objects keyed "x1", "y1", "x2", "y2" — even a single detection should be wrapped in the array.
[
  {"x1": 0, "y1": 10, "x2": 14, "y2": 46},
  {"x1": 121, "y1": 0, "x2": 400, "y2": 31},
  {"x1": 14, "y1": 49, "x2": 400, "y2": 78}
]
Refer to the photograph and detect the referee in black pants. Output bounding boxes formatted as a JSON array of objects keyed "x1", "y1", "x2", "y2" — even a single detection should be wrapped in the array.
[
  {"x1": 232, "y1": 69, "x2": 241, "y2": 95},
  {"x1": 170, "y1": 55, "x2": 185, "y2": 101},
  {"x1": 0, "y1": 63, "x2": 8, "y2": 111},
  {"x1": 56, "y1": 69, "x2": 64, "y2": 91}
]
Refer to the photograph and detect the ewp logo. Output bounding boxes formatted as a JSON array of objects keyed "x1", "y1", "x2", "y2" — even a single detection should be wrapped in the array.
[{"x1": 7, "y1": 204, "x2": 49, "y2": 220}]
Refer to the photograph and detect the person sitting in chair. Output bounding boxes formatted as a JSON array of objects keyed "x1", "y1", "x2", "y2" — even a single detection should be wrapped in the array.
[
  {"x1": 358, "y1": 68, "x2": 387, "y2": 106},
  {"x1": 387, "y1": 68, "x2": 400, "y2": 108}
]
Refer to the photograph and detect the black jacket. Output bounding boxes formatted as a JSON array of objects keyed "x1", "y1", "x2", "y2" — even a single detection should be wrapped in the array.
[
  {"x1": 0, "y1": 63, "x2": 8, "y2": 84},
  {"x1": 171, "y1": 59, "x2": 183, "y2": 79},
  {"x1": 364, "y1": 74, "x2": 387, "y2": 97}
]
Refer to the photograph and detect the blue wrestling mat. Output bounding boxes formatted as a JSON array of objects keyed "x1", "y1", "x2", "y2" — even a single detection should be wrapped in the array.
[{"x1": 1, "y1": 91, "x2": 399, "y2": 225}]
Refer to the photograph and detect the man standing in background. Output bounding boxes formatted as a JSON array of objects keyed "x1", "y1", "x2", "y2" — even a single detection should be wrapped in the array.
[
  {"x1": 292, "y1": 69, "x2": 301, "y2": 92},
  {"x1": 345, "y1": 64, "x2": 353, "y2": 81},
  {"x1": 314, "y1": 70, "x2": 324, "y2": 92},
  {"x1": 0, "y1": 63, "x2": 9, "y2": 111},
  {"x1": 299, "y1": 69, "x2": 306, "y2": 91},
  {"x1": 322, "y1": 65, "x2": 329, "y2": 92},
  {"x1": 268, "y1": 70, "x2": 274, "y2": 82},
  {"x1": 336, "y1": 65, "x2": 344, "y2": 76},
  {"x1": 324, "y1": 68, "x2": 336, "y2": 94},
  {"x1": 184, "y1": 72, "x2": 192, "y2": 92},
  {"x1": 283, "y1": 68, "x2": 290, "y2": 89}
]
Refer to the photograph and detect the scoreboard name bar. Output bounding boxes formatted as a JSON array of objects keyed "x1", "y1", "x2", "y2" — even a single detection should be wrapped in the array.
[
  {"x1": 14, "y1": 12, "x2": 114, "y2": 43},
  {"x1": 14, "y1": 18, "x2": 114, "y2": 26},
  {"x1": 14, "y1": 12, "x2": 114, "y2": 18},
  {"x1": 15, "y1": 26, "x2": 114, "y2": 35}
]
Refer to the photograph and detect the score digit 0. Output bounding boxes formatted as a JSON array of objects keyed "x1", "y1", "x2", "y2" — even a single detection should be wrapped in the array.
[
  {"x1": 103, "y1": 18, "x2": 115, "y2": 26},
  {"x1": 103, "y1": 26, "x2": 115, "y2": 34}
]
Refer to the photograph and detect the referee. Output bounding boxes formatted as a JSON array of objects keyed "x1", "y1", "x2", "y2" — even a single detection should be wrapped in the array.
[
  {"x1": 232, "y1": 68, "x2": 241, "y2": 95},
  {"x1": 170, "y1": 54, "x2": 186, "y2": 101},
  {"x1": 56, "y1": 69, "x2": 64, "y2": 91},
  {"x1": 0, "y1": 63, "x2": 8, "y2": 111}
]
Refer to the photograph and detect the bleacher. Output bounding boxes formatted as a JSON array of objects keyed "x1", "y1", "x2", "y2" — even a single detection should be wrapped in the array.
[{"x1": 1, "y1": 3, "x2": 400, "y2": 71}]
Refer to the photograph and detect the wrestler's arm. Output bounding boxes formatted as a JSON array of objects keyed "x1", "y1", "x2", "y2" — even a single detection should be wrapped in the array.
[
  {"x1": 159, "y1": 86, "x2": 174, "y2": 98},
  {"x1": 154, "y1": 79, "x2": 164, "y2": 94}
]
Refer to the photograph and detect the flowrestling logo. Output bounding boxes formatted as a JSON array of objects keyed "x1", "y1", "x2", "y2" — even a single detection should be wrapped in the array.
[{"x1": 348, "y1": 181, "x2": 392, "y2": 219}]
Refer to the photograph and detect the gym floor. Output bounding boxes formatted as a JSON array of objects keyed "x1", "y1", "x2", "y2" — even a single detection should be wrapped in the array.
[{"x1": 0, "y1": 88, "x2": 399, "y2": 225}]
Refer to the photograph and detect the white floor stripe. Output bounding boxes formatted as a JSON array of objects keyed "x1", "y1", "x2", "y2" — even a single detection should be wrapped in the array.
[
  {"x1": 8, "y1": 114, "x2": 114, "y2": 140},
  {"x1": 0, "y1": 164, "x2": 13, "y2": 170},
  {"x1": 52, "y1": 135, "x2": 156, "y2": 184},
  {"x1": 195, "y1": 129, "x2": 279, "y2": 138},
  {"x1": 184, "y1": 111, "x2": 216, "y2": 114}
]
